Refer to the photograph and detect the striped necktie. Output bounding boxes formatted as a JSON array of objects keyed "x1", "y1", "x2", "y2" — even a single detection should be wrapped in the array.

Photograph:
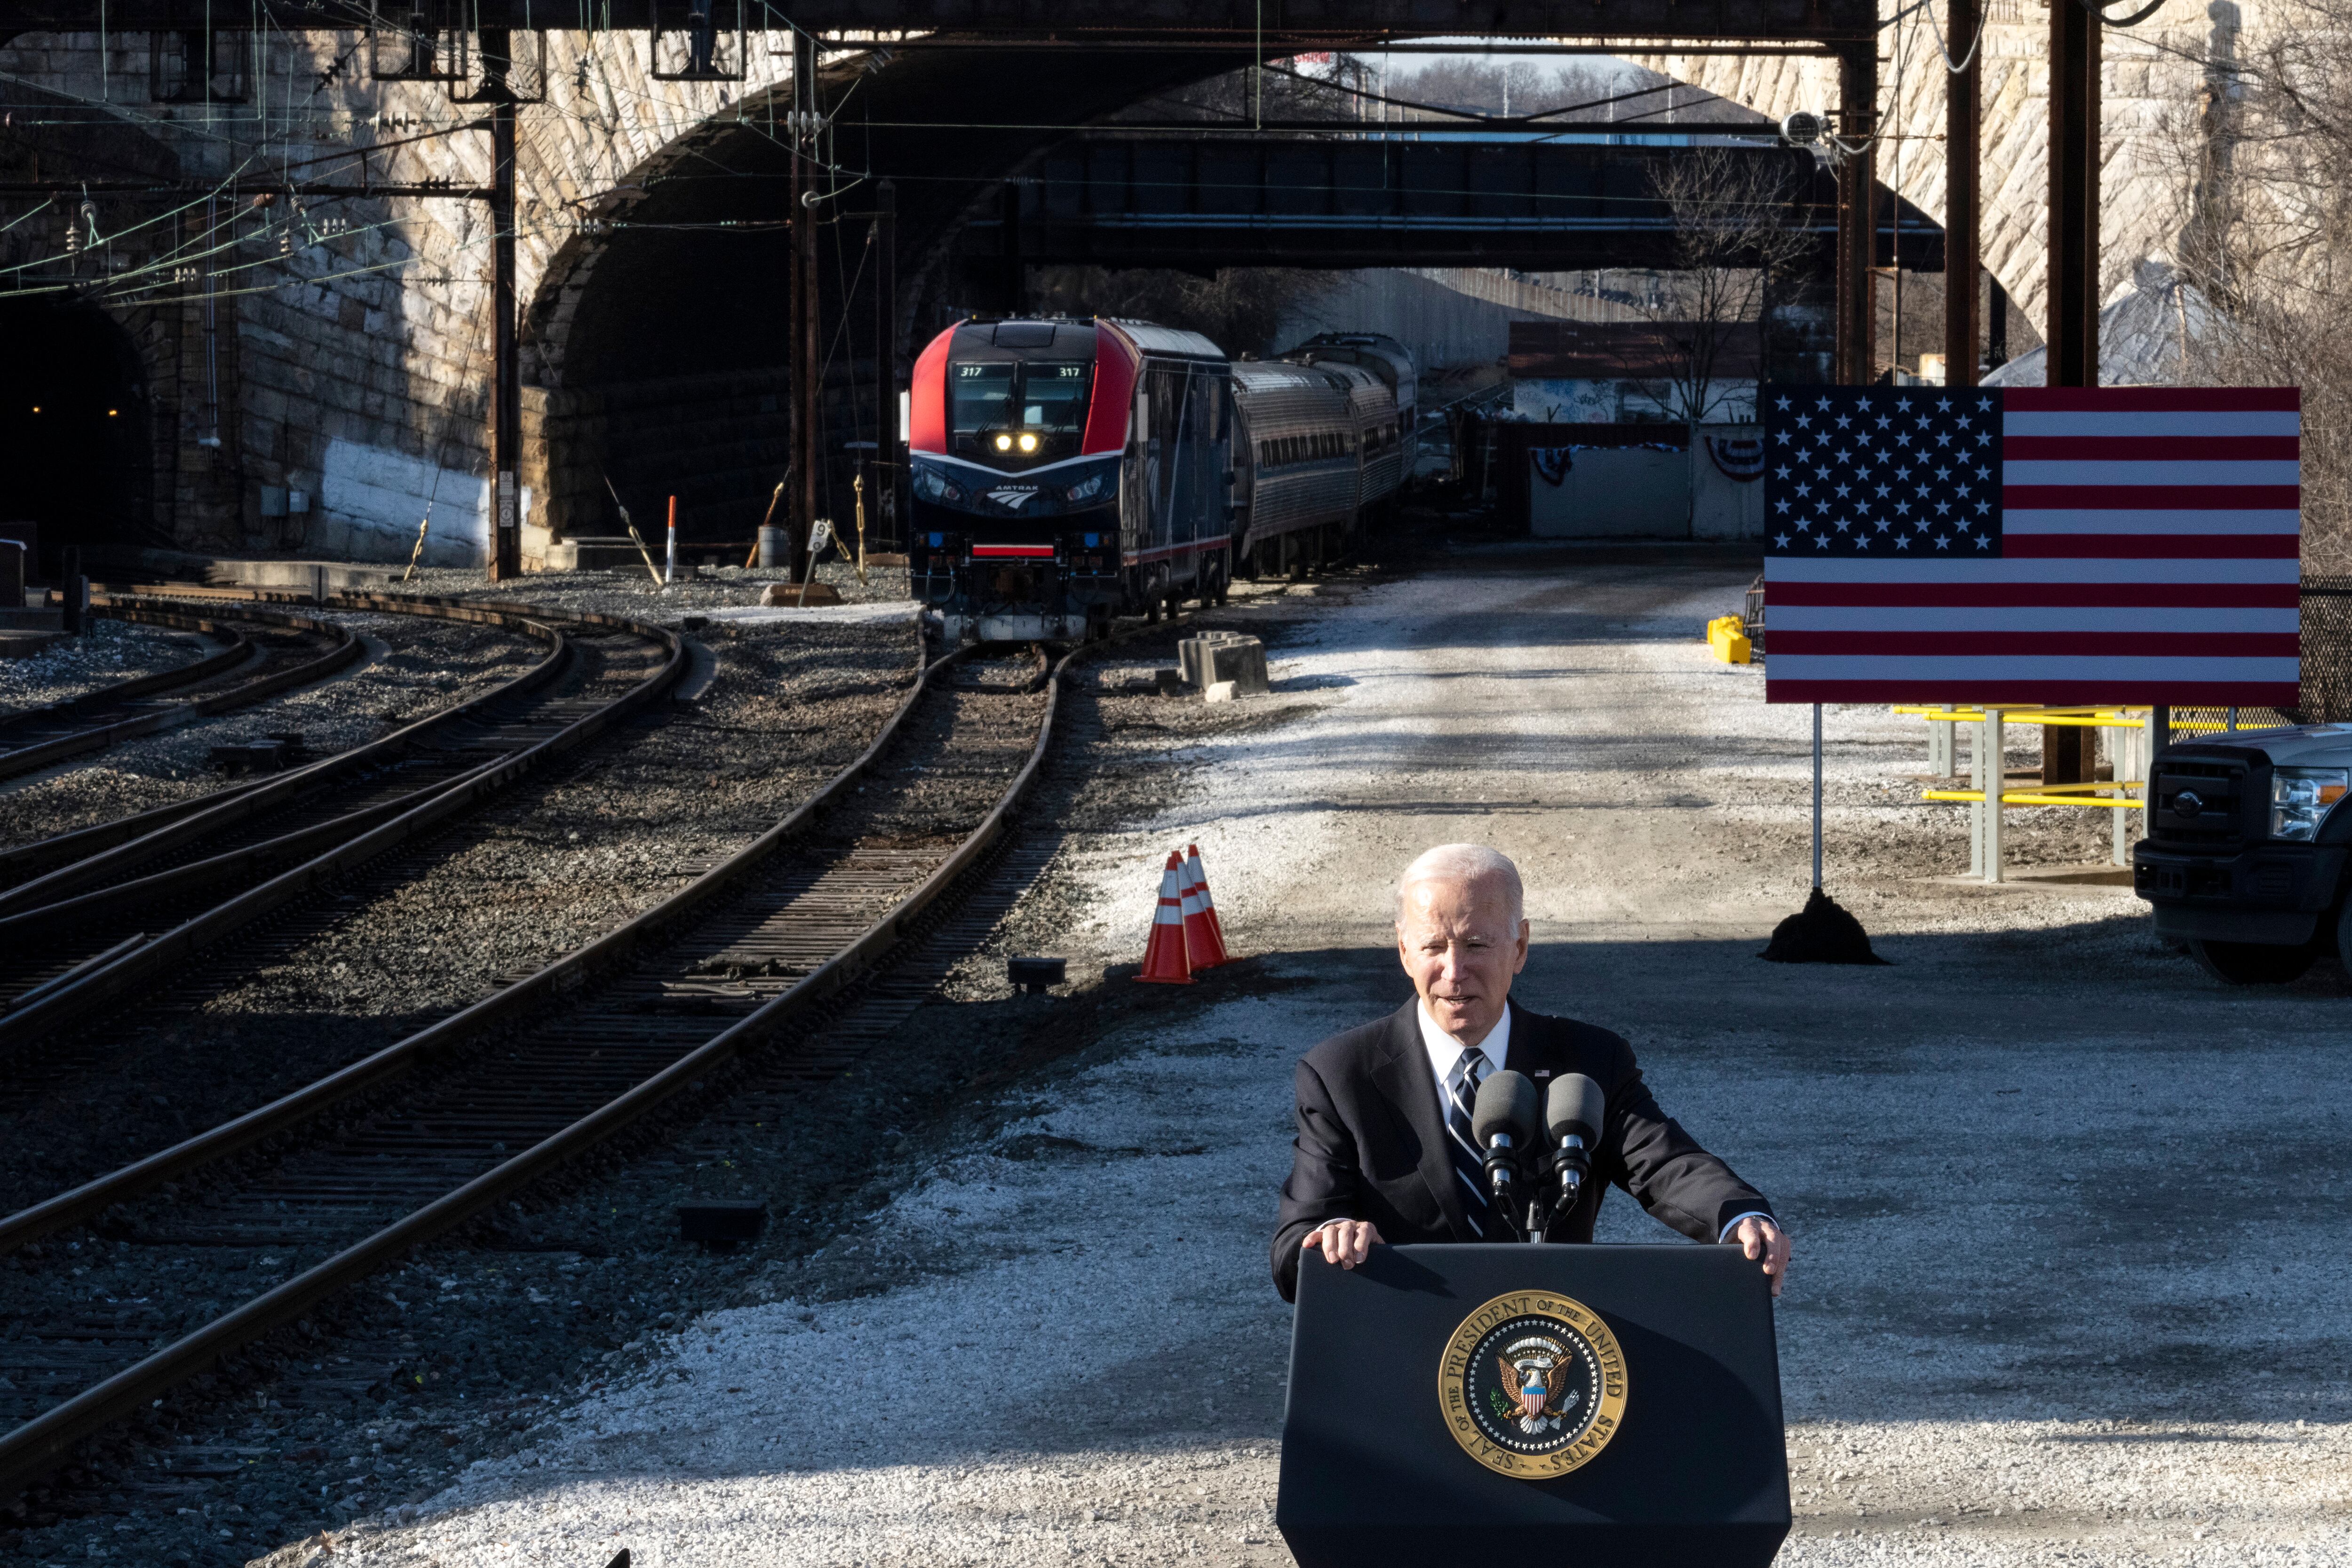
[{"x1": 1444, "y1": 1049, "x2": 1493, "y2": 1239}]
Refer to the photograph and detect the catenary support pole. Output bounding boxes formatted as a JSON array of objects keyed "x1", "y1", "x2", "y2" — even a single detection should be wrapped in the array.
[
  {"x1": 1946, "y1": 0, "x2": 1981, "y2": 386},
  {"x1": 1812, "y1": 703, "x2": 1825, "y2": 890},
  {"x1": 874, "y1": 178, "x2": 897, "y2": 550},
  {"x1": 2048, "y1": 0, "x2": 2101, "y2": 385},
  {"x1": 1835, "y1": 45, "x2": 1878, "y2": 384},
  {"x1": 483, "y1": 29, "x2": 521, "y2": 582},
  {"x1": 791, "y1": 29, "x2": 820, "y2": 587}
]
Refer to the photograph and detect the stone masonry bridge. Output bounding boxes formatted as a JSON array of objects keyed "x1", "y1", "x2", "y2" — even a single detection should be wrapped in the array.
[{"x1": 0, "y1": 0, "x2": 2227, "y2": 568}]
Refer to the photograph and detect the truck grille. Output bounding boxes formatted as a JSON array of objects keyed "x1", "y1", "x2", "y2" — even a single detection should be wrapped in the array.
[{"x1": 2145, "y1": 759, "x2": 2252, "y2": 852}]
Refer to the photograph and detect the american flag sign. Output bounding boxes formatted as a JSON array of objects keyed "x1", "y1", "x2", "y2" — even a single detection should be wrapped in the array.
[{"x1": 1761, "y1": 387, "x2": 2300, "y2": 705}]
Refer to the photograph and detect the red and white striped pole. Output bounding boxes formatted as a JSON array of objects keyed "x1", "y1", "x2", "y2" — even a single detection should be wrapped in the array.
[{"x1": 665, "y1": 494, "x2": 679, "y2": 585}]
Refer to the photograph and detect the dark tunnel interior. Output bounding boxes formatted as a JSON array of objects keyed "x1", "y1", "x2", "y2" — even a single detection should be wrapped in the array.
[{"x1": 0, "y1": 294, "x2": 156, "y2": 574}]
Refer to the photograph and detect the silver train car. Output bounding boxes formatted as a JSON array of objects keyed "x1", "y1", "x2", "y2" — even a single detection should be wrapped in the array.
[{"x1": 1231, "y1": 331, "x2": 1416, "y2": 577}]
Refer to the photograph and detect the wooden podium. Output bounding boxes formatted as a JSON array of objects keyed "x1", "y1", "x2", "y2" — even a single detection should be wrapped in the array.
[{"x1": 1277, "y1": 1244, "x2": 1789, "y2": 1568}]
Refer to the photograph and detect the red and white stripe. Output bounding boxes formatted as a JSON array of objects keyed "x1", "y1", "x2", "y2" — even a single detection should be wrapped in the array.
[{"x1": 1765, "y1": 388, "x2": 2301, "y2": 705}]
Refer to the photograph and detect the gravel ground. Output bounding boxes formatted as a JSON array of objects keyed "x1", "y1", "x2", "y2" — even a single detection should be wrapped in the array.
[
  {"x1": 0, "y1": 613, "x2": 923, "y2": 1219},
  {"x1": 274, "y1": 540, "x2": 2350, "y2": 1568},
  {"x1": 398, "y1": 559, "x2": 914, "y2": 619},
  {"x1": 0, "y1": 610, "x2": 548, "y2": 849},
  {"x1": 0, "y1": 617, "x2": 209, "y2": 713}
]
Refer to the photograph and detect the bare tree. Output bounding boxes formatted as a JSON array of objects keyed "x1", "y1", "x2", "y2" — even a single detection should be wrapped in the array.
[
  {"x1": 2154, "y1": 0, "x2": 2352, "y2": 572},
  {"x1": 1025, "y1": 265, "x2": 1328, "y2": 357},
  {"x1": 1621, "y1": 146, "x2": 1816, "y2": 430}
]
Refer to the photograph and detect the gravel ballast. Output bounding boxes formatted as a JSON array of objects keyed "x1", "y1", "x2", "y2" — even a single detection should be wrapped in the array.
[
  {"x1": 0, "y1": 609, "x2": 548, "y2": 850},
  {"x1": 0, "y1": 613, "x2": 922, "y2": 1219},
  {"x1": 0, "y1": 616, "x2": 209, "y2": 712}
]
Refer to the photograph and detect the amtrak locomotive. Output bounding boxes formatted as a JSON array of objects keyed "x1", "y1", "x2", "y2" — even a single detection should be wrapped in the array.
[{"x1": 906, "y1": 317, "x2": 1414, "y2": 643}]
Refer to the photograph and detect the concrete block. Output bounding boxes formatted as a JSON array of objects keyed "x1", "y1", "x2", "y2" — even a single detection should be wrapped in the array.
[
  {"x1": 1203, "y1": 680, "x2": 1239, "y2": 703},
  {"x1": 1177, "y1": 630, "x2": 1248, "y2": 688},
  {"x1": 1202, "y1": 637, "x2": 1269, "y2": 697}
]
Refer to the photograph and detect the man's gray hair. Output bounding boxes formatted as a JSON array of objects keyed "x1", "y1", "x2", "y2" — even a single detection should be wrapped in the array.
[{"x1": 1395, "y1": 843, "x2": 1525, "y2": 927}]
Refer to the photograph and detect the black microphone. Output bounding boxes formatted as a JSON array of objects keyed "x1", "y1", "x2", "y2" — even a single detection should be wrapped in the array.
[
  {"x1": 1471, "y1": 1069, "x2": 1540, "y2": 1237},
  {"x1": 1538, "y1": 1074, "x2": 1606, "y2": 1240}
]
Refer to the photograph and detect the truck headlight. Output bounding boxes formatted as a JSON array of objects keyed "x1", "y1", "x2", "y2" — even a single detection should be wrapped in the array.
[{"x1": 2270, "y1": 767, "x2": 2348, "y2": 841}]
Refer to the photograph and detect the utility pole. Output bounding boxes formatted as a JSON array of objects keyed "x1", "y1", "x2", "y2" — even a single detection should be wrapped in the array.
[
  {"x1": 874, "y1": 178, "x2": 898, "y2": 551},
  {"x1": 790, "y1": 29, "x2": 820, "y2": 587},
  {"x1": 2048, "y1": 0, "x2": 2100, "y2": 386},
  {"x1": 482, "y1": 28, "x2": 522, "y2": 581},
  {"x1": 1835, "y1": 44, "x2": 1878, "y2": 384},
  {"x1": 1945, "y1": 0, "x2": 1982, "y2": 386}
]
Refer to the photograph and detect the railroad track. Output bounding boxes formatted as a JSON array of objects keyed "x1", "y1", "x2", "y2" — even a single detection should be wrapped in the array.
[
  {"x1": 0, "y1": 624, "x2": 1108, "y2": 1503},
  {"x1": 0, "y1": 592, "x2": 682, "y2": 1059},
  {"x1": 0, "y1": 602, "x2": 366, "y2": 783}
]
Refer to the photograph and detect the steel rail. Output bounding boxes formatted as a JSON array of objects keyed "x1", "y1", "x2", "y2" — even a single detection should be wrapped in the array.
[
  {"x1": 0, "y1": 620, "x2": 941, "y2": 1262},
  {"x1": 0, "y1": 606, "x2": 365, "y2": 782},
  {"x1": 0, "y1": 622, "x2": 1096, "y2": 1499},
  {"x1": 0, "y1": 597, "x2": 685, "y2": 1055},
  {"x1": 0, "y1": 598, "x2": 571, "y2": 908},
  {"x1": 0, "y1": 621, "x2": 255, "y2": 721}
]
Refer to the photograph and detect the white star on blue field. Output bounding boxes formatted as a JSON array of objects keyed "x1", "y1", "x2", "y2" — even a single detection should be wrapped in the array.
[{"x1": 1762, "y1": 389, "x2": 2005, "y2": 555}]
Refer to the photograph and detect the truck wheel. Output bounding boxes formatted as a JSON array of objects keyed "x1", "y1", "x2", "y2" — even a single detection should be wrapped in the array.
[{"x1": 2186, "y1": 937, "x2": 2317, "y2": 986}]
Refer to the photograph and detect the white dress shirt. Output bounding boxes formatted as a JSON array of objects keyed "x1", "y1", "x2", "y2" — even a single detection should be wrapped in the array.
[
  {"x1": 1417, "y1": 998, "x2": 1511, "y2": 1113},
  {"x1": 1413, "y1": 996, "x2": 1770, "y2": 1244}
]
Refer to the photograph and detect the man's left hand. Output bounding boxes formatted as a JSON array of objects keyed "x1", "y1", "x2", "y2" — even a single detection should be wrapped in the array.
[{"x1": 1732, "y1": 1215, "x2": 1790, "y2": 1297}]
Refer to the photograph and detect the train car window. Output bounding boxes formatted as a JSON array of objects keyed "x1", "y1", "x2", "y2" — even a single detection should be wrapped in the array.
[
  {"x1": 951, "y1": 363, "x2": 1015, "y2": 445},
  {"x1": 1022, "y1": 362, "x2": 1092, "y2": 433}
]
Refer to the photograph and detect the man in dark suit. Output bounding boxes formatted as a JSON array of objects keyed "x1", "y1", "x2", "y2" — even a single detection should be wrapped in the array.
[{"x1": 1272, "y1": 844, "x2": 1789, "y2": 1302}]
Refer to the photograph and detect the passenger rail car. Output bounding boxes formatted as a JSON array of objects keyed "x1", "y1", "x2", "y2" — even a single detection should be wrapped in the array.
[
  {"x1": 906, "y1": 316, "x2": 1417, "y2": 641},
  {"x1": 907, "y1": 317, "x2": 1233, "y2": 643},
  {"x1": 1282, "y1": 331, "x2": 1419, "y2": 494}
]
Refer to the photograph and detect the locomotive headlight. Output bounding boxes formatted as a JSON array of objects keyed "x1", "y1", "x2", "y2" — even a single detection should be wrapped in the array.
[
  {"x1": 1064, "y1": 473, "x2": 1107, "y2": 503},
  {"x1": 2271, "y1": 767, "x2": 2348, "y2": 841},
  {"x1": 993, "y1": 433, "x2": 1014, "y2": 453},
  {"x1": 1017, "y1": 432, "x2": 1039, "y2": 454}
]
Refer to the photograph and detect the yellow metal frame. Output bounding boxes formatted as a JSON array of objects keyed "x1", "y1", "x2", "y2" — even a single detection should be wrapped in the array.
[
  {"x1": 1923, "y1": 788, "x2": 2144, "y2": 811},
  {"x1": 1894, "y1": 705, "x2": 2257, "y2": 733}
]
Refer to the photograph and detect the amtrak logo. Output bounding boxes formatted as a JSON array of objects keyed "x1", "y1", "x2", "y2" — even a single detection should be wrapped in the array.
[{"x1": 985, "y1": 487, "x2": 1041, "y2": 510}]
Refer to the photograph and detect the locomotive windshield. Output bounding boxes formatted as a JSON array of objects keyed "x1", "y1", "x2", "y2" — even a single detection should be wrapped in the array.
[
  {"x1": 951, "y1": 363, "x2": 1016, "y2": 442},
  {"x1": 1019, "y1": 362, "x2": 1092, "y2": 434},
  {"x1": 950, "y1": 359, "x2": 1094, "y2": 456}
]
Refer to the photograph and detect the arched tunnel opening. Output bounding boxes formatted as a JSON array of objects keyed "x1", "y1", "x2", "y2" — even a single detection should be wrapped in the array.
[
  {"x1": 522, "y1": 51, "x2": 1949, "y2": 563},
  {"x1": 0, "y1": 294, "x2": 155, "y2": 577}
]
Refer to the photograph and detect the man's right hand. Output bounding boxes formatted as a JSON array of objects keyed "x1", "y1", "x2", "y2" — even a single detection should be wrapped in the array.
[{"x1": 1302, "y1": 1219, "x2": 1384, "y2": 1269}]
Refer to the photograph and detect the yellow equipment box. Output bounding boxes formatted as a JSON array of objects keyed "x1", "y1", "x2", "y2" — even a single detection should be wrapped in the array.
[{"x1": 1705, "y1": 613, "x2": 1752, "y2": 665}]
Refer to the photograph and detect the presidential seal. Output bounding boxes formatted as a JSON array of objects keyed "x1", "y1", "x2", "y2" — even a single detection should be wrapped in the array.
[{"x1": 1436, "y1": 1291, "x2": 1628, "y2": 1478}]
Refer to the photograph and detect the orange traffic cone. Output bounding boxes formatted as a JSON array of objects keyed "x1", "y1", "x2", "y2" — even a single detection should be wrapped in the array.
[
  {"x1": 1181, "y1": 843, "x2": 1230, "y2": 967},
  {"x1": 1137, "y1": 852, "x2": 1194, "y2": 984}
]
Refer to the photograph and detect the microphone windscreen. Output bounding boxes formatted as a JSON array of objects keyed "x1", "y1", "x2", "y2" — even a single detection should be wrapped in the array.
[
  {"x1": 1471, "y1": 1068, "x2": 1540, "y2": 1148},
  {"x1": 1546, "y1": 1073, "x2": 1605, "y2": 1145}
]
